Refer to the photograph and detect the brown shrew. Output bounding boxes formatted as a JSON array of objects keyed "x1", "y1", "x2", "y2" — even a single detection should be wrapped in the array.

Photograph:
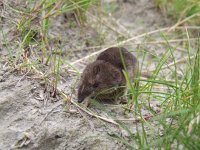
[{"x1": 77, "y1": 47, "x2": 138, "y2": 103}]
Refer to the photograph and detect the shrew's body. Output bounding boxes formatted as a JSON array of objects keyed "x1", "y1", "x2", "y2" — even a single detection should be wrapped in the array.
[{"x1": 77, "y1": 47, "x2": 138, "y2": 103}]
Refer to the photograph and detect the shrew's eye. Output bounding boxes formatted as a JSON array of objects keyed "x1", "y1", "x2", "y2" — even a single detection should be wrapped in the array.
[{"x1": 93, "y1": 83, "x2": 98, "y2": 88}]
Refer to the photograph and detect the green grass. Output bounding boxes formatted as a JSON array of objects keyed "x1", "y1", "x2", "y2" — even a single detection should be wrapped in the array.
[
  {"x1": 2, "y1": 0, "x2": 97, "y2": 89},
  {"x1": 108, "y1": 36, "x2": 200, "y2": 149},
  {"x1": 155, "y1": 0, "x2": 200, "y2": 25}
]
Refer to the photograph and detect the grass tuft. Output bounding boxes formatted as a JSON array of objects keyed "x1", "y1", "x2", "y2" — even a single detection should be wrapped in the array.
[{"x1": 155, "y1": 0, "x2": 200, "y2": 25}]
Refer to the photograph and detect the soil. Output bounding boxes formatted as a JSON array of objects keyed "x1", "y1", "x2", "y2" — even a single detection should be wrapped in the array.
[{"x1": 0, "y1": 0, "x2": 173, "y2": 150}]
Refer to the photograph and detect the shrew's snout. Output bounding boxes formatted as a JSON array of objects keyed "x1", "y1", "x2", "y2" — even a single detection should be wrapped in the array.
[
  {"x1": 77, "y1": 86, "x2": 91, "y2": 103},
  {"x1": 78, "y1": 93, "x2": 91, "y2": 103}
]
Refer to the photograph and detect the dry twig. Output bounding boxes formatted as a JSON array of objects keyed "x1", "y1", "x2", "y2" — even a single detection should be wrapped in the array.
[
  {"x1": 63, "y1": 26, "x2": 200, "y2": 68},
  {"x1": 61, "y1": 92, "x2": 119, "y2": 125},
  {"x1": 168, "y1": 13, "x2": 200, "y2": 32}
]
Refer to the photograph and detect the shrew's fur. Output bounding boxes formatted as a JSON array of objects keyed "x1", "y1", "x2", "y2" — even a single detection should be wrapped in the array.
[{"x1": 77, "y1": 47, "x2": 138, "y2": 103}]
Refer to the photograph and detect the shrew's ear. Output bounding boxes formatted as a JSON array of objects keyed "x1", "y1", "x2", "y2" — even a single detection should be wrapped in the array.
[{"x1": 93, "y1": 65, "x2": 101, "y2": 75}]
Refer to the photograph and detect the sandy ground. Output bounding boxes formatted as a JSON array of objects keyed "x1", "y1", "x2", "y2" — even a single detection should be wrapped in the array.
[{"x1": 0, "y1": 0, "x2": 173, "y2": 149}]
